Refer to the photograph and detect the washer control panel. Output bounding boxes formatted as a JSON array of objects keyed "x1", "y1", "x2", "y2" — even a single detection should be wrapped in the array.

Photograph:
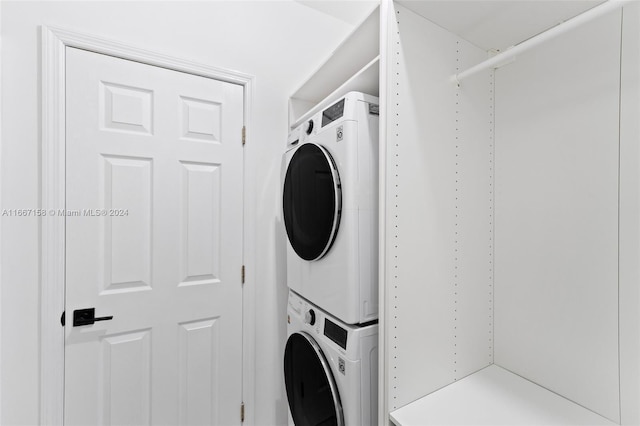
[
  {"x1": 288, "y1": 291, "x2": 348, "y2": 350},
  {"x1": 288, "y1": 291, "x2": 322, "y2": 335}
]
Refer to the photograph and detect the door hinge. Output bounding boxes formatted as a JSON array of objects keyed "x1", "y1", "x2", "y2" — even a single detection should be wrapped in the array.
[
  {"x1": 61, "y1": 311, "x2": 65, "y2": 327},
  {"x1": 242, "y1": 126, "x2": 246, "y2": 146},
  {"x1": 241, "y1": 265, "x2": 245, "y2": 284},
  {"x1": 241, "y1": 402, "x2": 245, "y2": 422}
]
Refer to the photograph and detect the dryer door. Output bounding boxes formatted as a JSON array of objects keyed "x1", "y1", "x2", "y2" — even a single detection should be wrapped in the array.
[
  {"x1": 284, "y1": 332, "x2": 344, "y2": 426},
  {"x1": 283, "y1": 143, "x2": 341, "y2": 261}
]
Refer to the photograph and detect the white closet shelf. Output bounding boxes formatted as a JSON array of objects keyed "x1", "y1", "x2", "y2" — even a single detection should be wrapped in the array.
[
  {"x1": 289, "y1": 5, "x2": 379, "y2": 127},
  {"x1": 390, "y1": 365, "x2": 617, "y2": 426},
  {"x1": 290, "y1": 56, "x2": 379, "y2": 129}
]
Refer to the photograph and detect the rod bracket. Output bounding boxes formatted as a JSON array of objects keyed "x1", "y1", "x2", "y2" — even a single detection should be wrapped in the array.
[{"x1": 450, "y1": 73, "x2": 461, "y2": 87}]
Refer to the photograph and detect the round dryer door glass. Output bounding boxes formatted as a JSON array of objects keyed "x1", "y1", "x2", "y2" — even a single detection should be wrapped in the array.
[
  {"x1": 284, "y1": 332, "x2": 344, "y2": 426},
  {"x1": 283, "y1": 143, "x2": 341, "y2": 261}
]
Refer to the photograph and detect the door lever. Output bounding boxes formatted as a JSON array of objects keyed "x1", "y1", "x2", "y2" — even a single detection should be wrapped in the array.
[{"x1": 73, "y1": 308, "x2": 114, "y2": 327}]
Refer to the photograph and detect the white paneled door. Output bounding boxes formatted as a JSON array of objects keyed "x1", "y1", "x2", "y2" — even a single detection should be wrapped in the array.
[{"x1": 64, "y1": 47, "x2": 244, "y2": 425}]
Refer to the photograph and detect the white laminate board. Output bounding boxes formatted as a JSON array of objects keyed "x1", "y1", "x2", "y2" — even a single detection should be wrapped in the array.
[
  {"x1": 390, "y1": 365, "x2": 617, "y2": 426},
  {"x1": 386, "y1": 3, "x2": 493, "y2": 411},
  {"x1": 378, "y1": 1, "x2": 393, "y2": 422},
  {"x1": 290, "y1": 56, "x2": 379, "y2": 129},
  {"x1": 494, "y1": 9, "x2": 621, "y2": 423},
  {"x1": 619, "y1": 2, "x2": 640, "y2": 425}
]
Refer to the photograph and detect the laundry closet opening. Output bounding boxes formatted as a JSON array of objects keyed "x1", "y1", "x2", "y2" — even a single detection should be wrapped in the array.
[{"x1": 380, "y1": 1, "x2": 639, "y2": 426}]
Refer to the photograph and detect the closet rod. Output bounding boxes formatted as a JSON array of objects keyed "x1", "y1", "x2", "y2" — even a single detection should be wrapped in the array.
[{"x1": 450, "y1": 0, "x2": 632, "y2": 85}]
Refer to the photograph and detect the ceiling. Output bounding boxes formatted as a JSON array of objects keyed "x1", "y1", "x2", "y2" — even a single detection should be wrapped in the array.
[
  {"x1": 396, "y1": 0, "x2": 605, "y2": 51},
  {"x1": 296, "y1": 0, "x2": 380, "y2": 25}
]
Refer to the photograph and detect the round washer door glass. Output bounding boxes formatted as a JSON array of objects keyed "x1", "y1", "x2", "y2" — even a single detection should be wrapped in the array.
[
  {"x1": 284, "y1": 332, "x2": 344, "y2": 426},
  {"x1": 283, "y1": 143, "x2": 341, "y2": 261}
]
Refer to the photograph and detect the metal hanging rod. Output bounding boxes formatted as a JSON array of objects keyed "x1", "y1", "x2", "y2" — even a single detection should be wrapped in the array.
[{"x1": 450, "y1": 0, "x2": 633, "y2": 86}]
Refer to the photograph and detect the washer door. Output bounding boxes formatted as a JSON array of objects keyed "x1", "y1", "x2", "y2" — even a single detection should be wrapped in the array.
[
  {"x1": 283, "y1": 143, "x2": 341, "y2": 261},
  {"x1": 284, "y1": 332, "x2": 344, "y2": 426}
]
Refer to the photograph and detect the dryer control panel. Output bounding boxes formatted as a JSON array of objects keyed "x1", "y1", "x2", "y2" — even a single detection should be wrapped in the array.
[{"x1": 322, "y1": 98, "x2": 345, "y2": 127}]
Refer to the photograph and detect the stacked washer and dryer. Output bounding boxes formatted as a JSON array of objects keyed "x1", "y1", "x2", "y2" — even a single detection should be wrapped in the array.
[{"x1": 282, "y1": 92, "x2": 379, "y2": 426}]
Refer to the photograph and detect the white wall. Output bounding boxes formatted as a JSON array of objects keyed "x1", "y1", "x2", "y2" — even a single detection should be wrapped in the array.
[{"x1": 0, "y1": 2, "x2": 363, "y2": 424}]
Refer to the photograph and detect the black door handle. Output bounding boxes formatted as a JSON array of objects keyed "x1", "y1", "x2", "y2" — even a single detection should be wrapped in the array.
[{"x1": 73, "y1": 308, "x2": 114, "y2": 327}]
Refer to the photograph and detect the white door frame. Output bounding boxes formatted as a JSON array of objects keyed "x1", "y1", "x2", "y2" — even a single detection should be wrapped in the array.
[{"x1": 40, "y1": 26, "x2": 256, "y2": 425}]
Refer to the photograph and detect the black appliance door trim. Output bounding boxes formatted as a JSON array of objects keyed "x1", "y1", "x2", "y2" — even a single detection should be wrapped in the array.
[
  {"x1": 284, "y1": 331, "x2": 344, "y2": 426},
  {"x1": 283, "y1": 142, "x2": 342, "y2": 261}
]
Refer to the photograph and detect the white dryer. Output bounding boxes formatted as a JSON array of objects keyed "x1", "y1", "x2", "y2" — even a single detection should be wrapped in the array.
[
  {"x1": 283, "y1": 92, "x2": 379, "y2": 325},
  {"x1": 284, "y1": 290, "x2": 378, "y2": 426}
]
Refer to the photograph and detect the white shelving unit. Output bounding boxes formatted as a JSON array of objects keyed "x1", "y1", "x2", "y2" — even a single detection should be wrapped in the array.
[
  {"x1": 380, "y1": 1, "x2": 640, "y2": 425},
  {"x1": 390, "y1": 366, "x2": 617, "y2": 426},
  {"x1": 288, "y1": 6, "x2": 380, "y2": 128},
  {"x1": 291, "y1": 56, "x2": 379, "y2": 130}
]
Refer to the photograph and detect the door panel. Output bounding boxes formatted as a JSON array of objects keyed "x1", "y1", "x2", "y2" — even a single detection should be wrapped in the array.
[
  {"x1": 101, "y1": 330, "x2": 152, "y2": 426},
  {"x1": 65, "y1": 47, "x2": 244, "y2": 426},
  {"x1": 178, "y1": 318, "x2": 220, "y2": 425},
  {"x1": 102, "y1": 154, "x2": 153, "y2": 292},
  {"x1": 179, "y1": 161, "x2": 221, "y2": 285}
]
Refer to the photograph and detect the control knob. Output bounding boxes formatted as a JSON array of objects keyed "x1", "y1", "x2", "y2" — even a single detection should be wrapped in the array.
[
  {"x1": 305, "y1": 119, "x2": 314, "y2": 135},
  {"x1": 304, "y1": 309, "x2": 316, "y2": 326}
]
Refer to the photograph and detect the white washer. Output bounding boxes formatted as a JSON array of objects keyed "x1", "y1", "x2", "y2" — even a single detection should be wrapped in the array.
[
  {"x1": 284, "y1": 290, "x2": 378, "y2": 426},
  {"x1": 283, "y1": 92, "x2": 379, "y2": 324}
]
